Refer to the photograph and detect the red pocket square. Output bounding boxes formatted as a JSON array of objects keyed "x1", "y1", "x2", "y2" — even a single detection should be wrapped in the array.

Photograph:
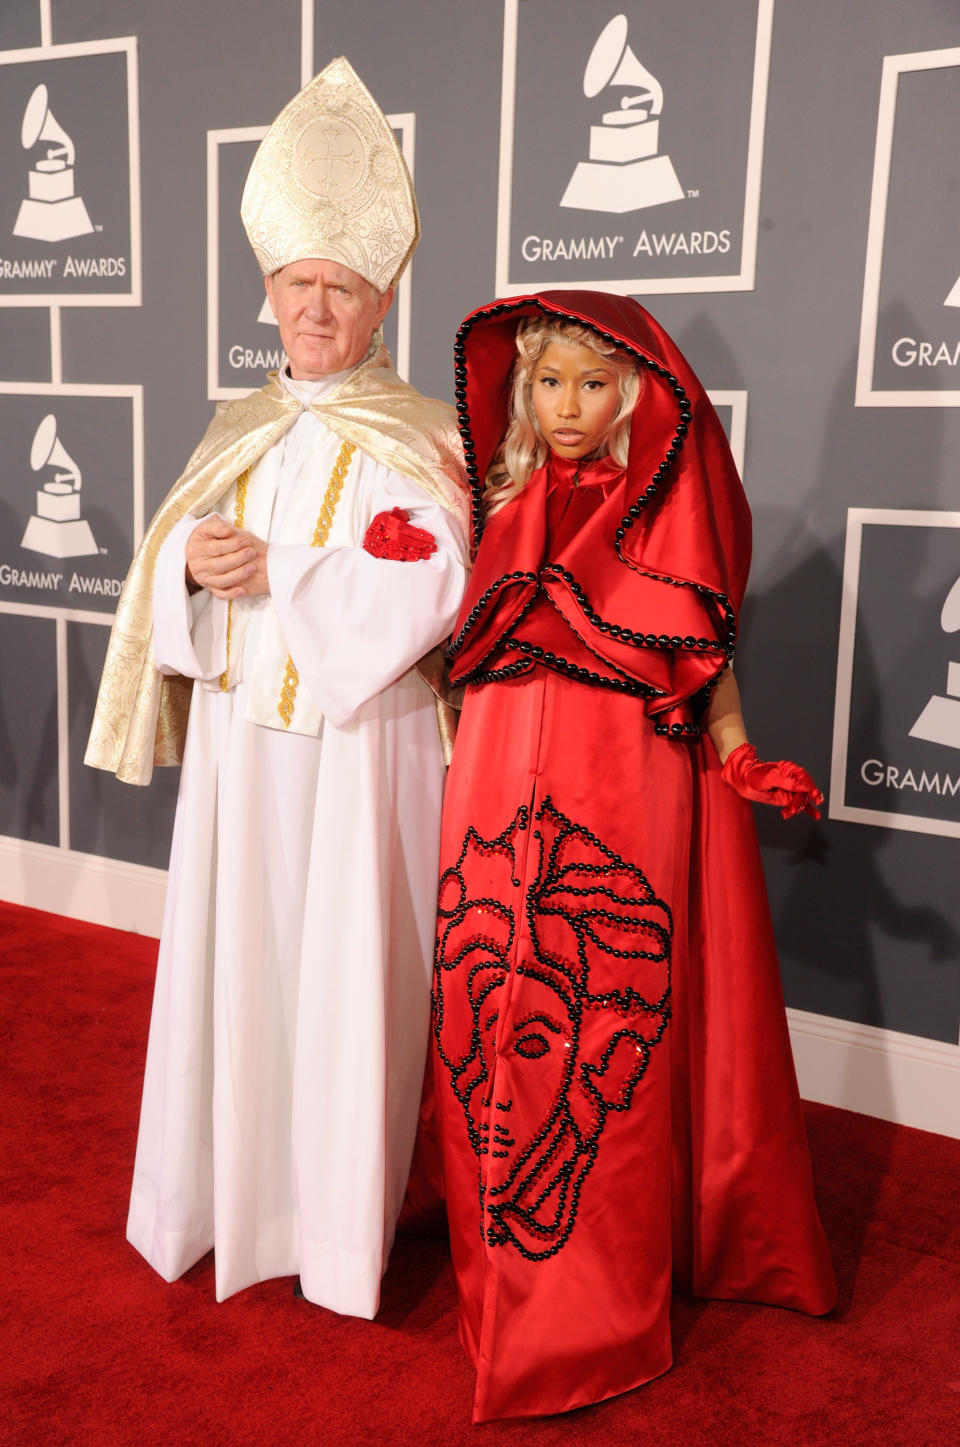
[{"x1": 362, "y1": 507, "x2": 437, "y2": 561}]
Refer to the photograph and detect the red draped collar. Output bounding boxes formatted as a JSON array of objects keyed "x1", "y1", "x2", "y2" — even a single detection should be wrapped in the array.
[{"x1": 546, "y1": 452, "x2": 625, "y2": 490}]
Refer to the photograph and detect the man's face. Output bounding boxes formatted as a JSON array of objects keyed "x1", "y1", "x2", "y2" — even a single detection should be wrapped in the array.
[{"x1": 264, "y1": 258, "x2": 394, "y2": 379}]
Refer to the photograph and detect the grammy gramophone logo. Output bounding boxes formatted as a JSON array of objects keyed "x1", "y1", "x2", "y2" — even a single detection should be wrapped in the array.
[
  {"x1": 12, "y1": 84, "x2": 94, "y2": 243},
  {"x1": 945, "y1": 276, "x2": 960, "y2": 308},
  {"x1": 910, "y1": 576, "x2": 960, "y2": 750},
  {"x1": 20, "y1": 414, "x2": 98, "y2": 559},
  {"x1": 561, "y1": 14, "x2": 684, "y2": 214}
]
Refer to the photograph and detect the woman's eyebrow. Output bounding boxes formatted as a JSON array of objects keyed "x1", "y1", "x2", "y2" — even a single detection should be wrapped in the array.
[{"x1": 537, "y1": 364, "x2": 613, "y2": 377}]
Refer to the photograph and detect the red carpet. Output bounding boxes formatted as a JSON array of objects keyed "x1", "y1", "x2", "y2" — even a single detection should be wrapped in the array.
[{"x1": 2, "y1": 899, "x2": 958, "y2": 1446}]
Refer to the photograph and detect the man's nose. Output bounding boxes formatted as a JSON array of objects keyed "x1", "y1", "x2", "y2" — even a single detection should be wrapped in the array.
[{"x1": 304, "y1": 287, "x2": 332, "y2": 318}]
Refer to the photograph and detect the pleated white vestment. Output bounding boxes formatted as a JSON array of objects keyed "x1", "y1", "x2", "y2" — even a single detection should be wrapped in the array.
[{"x1": 126, "y1": 367, "x2": 468, "y2": 1316}]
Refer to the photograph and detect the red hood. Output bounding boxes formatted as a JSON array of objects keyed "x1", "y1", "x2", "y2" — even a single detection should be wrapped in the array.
[{"x1": 449, "y1": 291, "x2": 753, "y2": 725}]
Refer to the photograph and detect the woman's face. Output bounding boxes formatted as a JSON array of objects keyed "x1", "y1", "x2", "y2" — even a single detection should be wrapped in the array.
[{"x1": 530, "y1": 341, "x2": 622, "y2": 460}]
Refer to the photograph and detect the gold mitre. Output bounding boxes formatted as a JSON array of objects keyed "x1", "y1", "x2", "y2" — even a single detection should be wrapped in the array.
[{"x1": 241, "y1": 57, "x2": 419, "y2": 292}]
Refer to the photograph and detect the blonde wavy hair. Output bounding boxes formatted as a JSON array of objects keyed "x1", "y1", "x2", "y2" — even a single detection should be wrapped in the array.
[{"x1": 484, "y1": 316, "x2": 643, "y2": 515}]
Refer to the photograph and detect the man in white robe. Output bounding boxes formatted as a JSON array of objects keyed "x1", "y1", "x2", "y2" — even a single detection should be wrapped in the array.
[{"x1": 85, "y1": 59, "x2": 468, "y2": 1318}]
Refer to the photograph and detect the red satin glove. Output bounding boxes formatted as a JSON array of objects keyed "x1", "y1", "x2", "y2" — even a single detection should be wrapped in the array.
[
  {"x1": 720, "y1": 742, "x2": 823, "y2": 820},
  {"x1": 362, "y1": 507, "x2": 437, "y2": 561}
]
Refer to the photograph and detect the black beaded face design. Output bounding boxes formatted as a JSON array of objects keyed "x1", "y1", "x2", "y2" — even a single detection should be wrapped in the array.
[{"x1": 434, "y1": 797, "x2": 672, "y2": 1261}]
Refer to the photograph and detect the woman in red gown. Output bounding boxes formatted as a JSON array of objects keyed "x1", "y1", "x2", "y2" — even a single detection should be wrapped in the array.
[{"x1": 431, "y1": 291, "x2": 837, "y2": 1421}]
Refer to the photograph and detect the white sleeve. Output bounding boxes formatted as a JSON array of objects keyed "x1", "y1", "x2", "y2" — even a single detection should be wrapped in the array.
[
  {"x1": 266, "y1": 468, "x2": 468, "y2": 729},
  {"x1": 152, "y1": 512, "x2": 229, "y2": 681}
]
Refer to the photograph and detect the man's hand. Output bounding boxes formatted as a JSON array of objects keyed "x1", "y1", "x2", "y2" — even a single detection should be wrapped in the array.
[
  {"x1": 231, "y1": 528, "x2": 270, "y2": 597},
  {"x1": 185, "y1": 516, "x2": 269, "y2": 600}
]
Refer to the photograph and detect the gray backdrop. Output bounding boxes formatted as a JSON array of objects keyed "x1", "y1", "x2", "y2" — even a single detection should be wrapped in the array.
[{"x1": 1, "y1": 0, "x2": 958, "y2": 1050}]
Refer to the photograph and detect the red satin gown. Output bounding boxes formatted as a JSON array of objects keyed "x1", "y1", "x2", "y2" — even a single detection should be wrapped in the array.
[{"x1": 431, "y1": 450, "x2": 837, "y2": 1422}]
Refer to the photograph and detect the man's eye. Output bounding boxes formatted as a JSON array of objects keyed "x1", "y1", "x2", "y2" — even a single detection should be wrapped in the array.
[{"x1": 514, "y1": 1033, "x2": 550, "y2": 1060}]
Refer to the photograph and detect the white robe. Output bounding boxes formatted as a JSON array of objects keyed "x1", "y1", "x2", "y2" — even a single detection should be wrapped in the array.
[{"x1": 126, "y1": 368, "x2": 468, "y2": 1317}]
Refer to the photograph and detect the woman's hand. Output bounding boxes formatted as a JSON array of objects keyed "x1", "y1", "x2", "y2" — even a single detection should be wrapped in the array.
[{"x1": 720, "y1": 742, "x2": 823, "y2": 820}]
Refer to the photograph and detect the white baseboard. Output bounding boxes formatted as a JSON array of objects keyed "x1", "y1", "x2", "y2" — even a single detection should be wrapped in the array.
[
  {"x1": 0, "y1": 835, "x2": 166, "y2": 937},
  {"x1": 1, "y1": 837, "x2": 957, "y2": 1139},
  {"x1": 788, "y1": 1006, "x2": 960, "y2": 1140}
]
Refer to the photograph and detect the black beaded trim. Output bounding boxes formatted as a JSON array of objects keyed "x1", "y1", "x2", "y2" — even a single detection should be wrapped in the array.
[
  {"x1": 433, "y1": 794, "x2": 672, "y2": 1263},
  {"x1": 541, "y1": 562, "x2": 727, "y2": 658},
  {"x1": 454, "y1": 298, "x2": 536, "y2": 554},
  {"x1": 653, "y1": 719, "x2": 701, "y2": 738},
  {"x1": 448, "y1": 569, "x2": 538, "y2": 656},
  {"x1": 497, "y1": 587, "x2": 656, "y2": 698},
  {"x1": 665, "y1": 670, "x2": 726, "y2": 737},
  {"x1": 462, "y1": 590, "x2": 661, "y2": 698},
  {"x1": 450, "y1": 299, "x2": 738, "y2": 705},
  {"x1": 433, "y1": 806, "x2": 530, "y2": 1163},
  {"x1": 502, "y1": 639, "x2": 650, "y2": 696},
  {"x1": 449, "y1": 589, "x2": 544, "y2": 687}
]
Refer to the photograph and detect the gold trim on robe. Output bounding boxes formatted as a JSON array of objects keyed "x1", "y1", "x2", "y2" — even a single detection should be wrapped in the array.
[{"x1": 85, "y1": 343, "x2": 467, "y2": 785}]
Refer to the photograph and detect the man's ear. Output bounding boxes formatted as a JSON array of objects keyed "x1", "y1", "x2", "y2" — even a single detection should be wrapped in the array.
[
  {"x1": 264, "y1": 273, "x2": 278, "y2": 319},
  {"x1": 375, "y1": 284, "x2": 395, "y2": 325}
]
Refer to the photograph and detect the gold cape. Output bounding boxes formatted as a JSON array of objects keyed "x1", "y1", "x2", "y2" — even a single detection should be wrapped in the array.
[{"x1": 85, "y1": 344, "x2": 467, "y2": 785}]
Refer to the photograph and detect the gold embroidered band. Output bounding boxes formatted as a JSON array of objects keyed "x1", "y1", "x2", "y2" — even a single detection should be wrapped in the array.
[
  {"x1": 218, "y1": 468, "x2": 251, "y2": 691},
  {"x1": 276, "y1": 439, "x2": 356, "y2": 728}
]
